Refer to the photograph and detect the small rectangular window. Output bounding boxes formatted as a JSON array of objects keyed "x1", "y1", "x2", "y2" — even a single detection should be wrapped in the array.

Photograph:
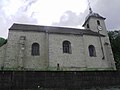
[
  {"x1": 87, "y1": 24, "x2": 89, "y2": 28},
  {"x1": 97, "y1": 20, "x2": 100, "y2": 25}
]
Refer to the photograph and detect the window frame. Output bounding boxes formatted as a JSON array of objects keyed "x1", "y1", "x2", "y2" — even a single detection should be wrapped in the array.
[
  {"x1": 88, "y1": 45, "x2": 96, "y2": 57},
  {"x1": 63, "y1": 40, "x2": 72, "y2": 54},
  {"x1": 31, "y1": 43, "x2": 40, "y2": 56}
]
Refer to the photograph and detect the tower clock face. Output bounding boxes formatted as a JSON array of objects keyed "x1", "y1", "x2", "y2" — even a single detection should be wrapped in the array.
[{"x1": 97, "y1": 26, "x2": 102, "y2": 31}]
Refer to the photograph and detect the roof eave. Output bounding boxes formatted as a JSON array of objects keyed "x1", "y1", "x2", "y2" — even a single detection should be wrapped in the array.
[{"x1": 82, "y1": 16, "x2": 106, "y2": 27}]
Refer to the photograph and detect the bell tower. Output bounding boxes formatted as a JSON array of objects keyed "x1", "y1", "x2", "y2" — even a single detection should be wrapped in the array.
[
  {"x1": 82, "y1": 0, "x2": 116, "y2": 70},
  {"x1": 82, "y1": 0, "x2": 107, "y2": 36}
]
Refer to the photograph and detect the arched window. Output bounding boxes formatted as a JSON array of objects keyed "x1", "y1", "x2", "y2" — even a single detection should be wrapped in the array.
[
  {"x1": 97, "y1": 20, "x2": 100, "y2": 25},
  {"x1": 31, "y1": 43, "x2": 40, "y2": 56},
  {"x1": 63, "y1": 40, "x2": 71, "y2": 54},
  {"x1": 88, "y1": 45, "x2": 96, "y2": 57}
]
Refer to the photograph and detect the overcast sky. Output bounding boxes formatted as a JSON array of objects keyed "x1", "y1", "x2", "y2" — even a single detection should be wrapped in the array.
[{"x1": 0, "y1": 0, "x2": 120, "y2": 38}]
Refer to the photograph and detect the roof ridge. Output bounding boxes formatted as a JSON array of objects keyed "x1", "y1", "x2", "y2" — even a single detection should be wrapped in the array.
[{"x1": 9, "y1": 23, "x2": 105, "y2": 37}]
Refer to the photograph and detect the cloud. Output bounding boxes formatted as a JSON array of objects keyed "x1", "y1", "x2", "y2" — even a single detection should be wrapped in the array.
[
  {"x1": 0, "y1": 0, "x2": 38, "y2": 38},
  {"x1": 52, "y1": 10, "x2": 87, "y2": 28},
  {"x1": 53, "y1": 0, "x2": 120, "y2": 30},
  {"x1": 22, "y1": 0, "x2": 38, "y2": 12},
  {"x1": 52, "y1": 0, "x2": 96, "y2": 28},
  {"x1": 93, "y1": 0, "x2": 120, "y2": 30},
  {"x1": 1, "y1": 0, "x2": 120, "y2": 38}
]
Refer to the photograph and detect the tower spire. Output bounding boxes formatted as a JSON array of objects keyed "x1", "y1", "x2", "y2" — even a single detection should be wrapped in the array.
[{"x1": 87, "y1": 0, "x2": 93, "y2": 14}]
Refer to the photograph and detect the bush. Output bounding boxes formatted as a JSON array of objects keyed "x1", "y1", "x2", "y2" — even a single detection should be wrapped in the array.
[{"x1": 0, "y1": 37, "x2": 7, "y2": 47}]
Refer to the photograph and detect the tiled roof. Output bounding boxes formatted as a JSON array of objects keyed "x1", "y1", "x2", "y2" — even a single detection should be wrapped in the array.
[
  {"x1": 82, "y1": 12, "x2": 106, "y2": 27},
  {"x1": 9, "y1": 23, "x2": 105, "y2": 36}
]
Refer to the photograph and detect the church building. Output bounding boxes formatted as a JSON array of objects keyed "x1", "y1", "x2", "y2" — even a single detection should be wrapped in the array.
[{"x1": 0, "y1": 8, "x2": 116, "y2": 71}]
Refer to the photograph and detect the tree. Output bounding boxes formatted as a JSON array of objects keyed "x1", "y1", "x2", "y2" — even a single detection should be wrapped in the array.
[
  {"x1": 108, "y1": 30, "x2": 120, "y2": 70},
  {"x1": 0, "y1": 37, "x2": 7, "y2": 47}
]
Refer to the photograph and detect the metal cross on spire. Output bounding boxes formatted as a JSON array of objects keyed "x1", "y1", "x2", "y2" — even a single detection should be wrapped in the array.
[{"x1": 87, "y1": 0, "x2": 93, "y2": 14}]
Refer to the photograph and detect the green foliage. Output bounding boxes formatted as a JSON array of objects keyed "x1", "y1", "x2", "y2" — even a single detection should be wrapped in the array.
[
  {"x1": 0, "y1": 37, "x2": 7, "y2": 47},
  {"x1": 108, "y1": 30, "x2": 120, "y2": 70}
]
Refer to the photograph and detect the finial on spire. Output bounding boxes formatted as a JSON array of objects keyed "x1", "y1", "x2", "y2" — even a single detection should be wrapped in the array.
[{"x1": 87, "y1": 0, "x2": 93, "y2": 14}]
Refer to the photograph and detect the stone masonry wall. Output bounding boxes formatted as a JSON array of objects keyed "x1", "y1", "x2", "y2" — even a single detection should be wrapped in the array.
[
  {"x1": 49, "y1": 34, "x2": 86, "y2": 70},
  {"x1": 4, "y1": 30, "x2": 48, "y2": 70},
  {"x1": 0, "y1": 44, "x2": 6, "y2": 69},
  {"x1": 0, "y1": 71, "x2": 120, "y2": 89},
  {"x1": 83, "y1": 35, "x2": 109, "y2": 69},
  {"x1": 1, "y1": 28, "x2": 116, "y2": 70}
]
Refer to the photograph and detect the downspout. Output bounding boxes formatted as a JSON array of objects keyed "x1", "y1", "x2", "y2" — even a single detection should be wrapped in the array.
[
  {"x1": 45, "y1": 30, "x2": 49, "y2": 69},
  {"x1": 98, "y1": 31, "x2": 105, "y2": 60}
]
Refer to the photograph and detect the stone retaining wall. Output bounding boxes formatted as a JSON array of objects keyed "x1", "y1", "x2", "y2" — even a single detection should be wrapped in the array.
[{"x1": 0, "y1": 71, "x2": 120, "y2": 89}]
